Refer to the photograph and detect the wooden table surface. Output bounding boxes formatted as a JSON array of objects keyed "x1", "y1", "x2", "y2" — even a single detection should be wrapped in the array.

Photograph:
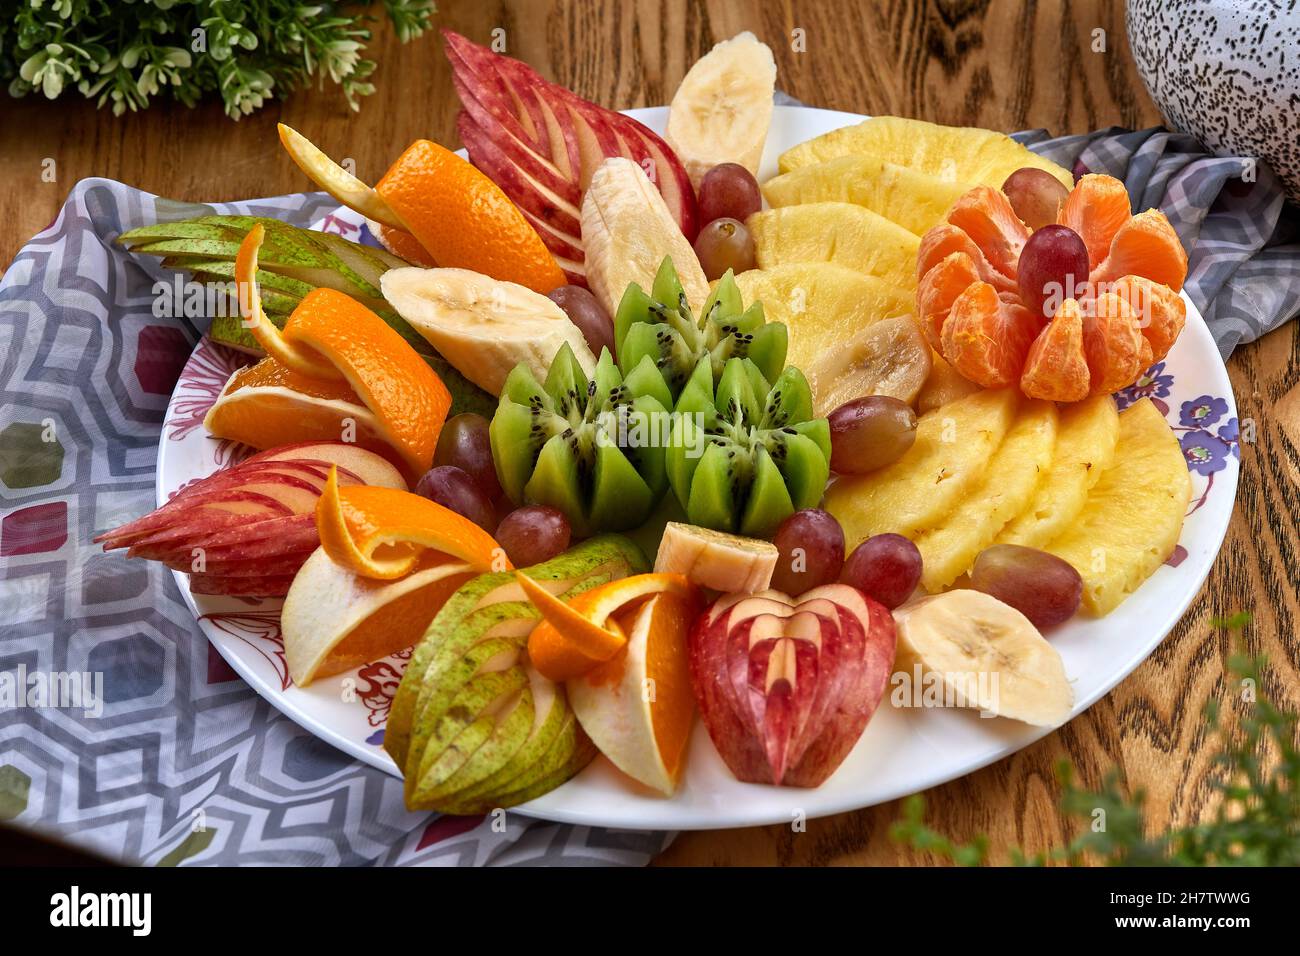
[{"x1": 2, "y1": 0, "x2": 1294, "y2": 866}]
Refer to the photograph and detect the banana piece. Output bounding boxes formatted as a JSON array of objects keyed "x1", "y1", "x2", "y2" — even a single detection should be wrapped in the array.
[
  {"x1": 654, "y1": 521, "x2": 778, "y2": 593},
  {"x1": 805, "y1": 316, "x2": 933, "y2": 415},
  {"x1": 581, "y1": 157, "x2": 709, "y2": 319},
  {"x1": 892, "y1": 591, "x2": 1073, "y2": 727},
  {"x1": 666, "y1": 32, "x2": 777, "y2": 188},
  {"x1": 380, "y1": 267, "x2": 596, "y2": 395}
]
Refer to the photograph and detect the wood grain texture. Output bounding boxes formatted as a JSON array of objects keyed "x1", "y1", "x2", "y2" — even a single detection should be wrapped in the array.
[{"x1": 1, "y1": 0, "x2": 1294, "y2": 866}]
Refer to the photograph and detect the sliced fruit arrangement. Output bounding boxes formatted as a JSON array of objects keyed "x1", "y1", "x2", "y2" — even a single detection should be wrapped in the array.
[
  {"x1": 94, "y1": 442, "x2": 404, "y2": 596},
  {"x1": 203, "y1": 227, "x2": 452, "y2": 481},
  {"x1": 582, "y1": 157, "x2": 710, "y2": 318},
  {"x1": 918, "y1": 174, "x2": 1189, "y2": 400},
  {"x1": 615, "y1": 258, "x2": 786, "y2": 400},
  {"x1": 777, "y1": 116, "x2": 1074, "y2": 191},
  {"x1": 115, "y1": 215, "x2": 494, "y2": 418},
  {"x1": 729, "y1": 263, "x2": 922, "y2": 414},
  {"x1": 282, "y1": 466, "x2": 507, "y2": 684},
  {"x1": 690, "y1": 585, "x2": 896, "y2": 787},
  {"x1": 1043, "y1": 398, "x2": 1190, "y2": 615},
  {"x1": 443, "y1": 28, "x2": 698, "y2": 286},
  {"x1": 490, "y1": 344, "x2": 673, "y2": 536},
  {"x1": 893, "y1": 590, "x2": 1073, "y2": 727},
  {"x1": 666, "y1": 31, "x2": 776, "y2": 188},
  {"x1": 385, "y1": 535, "x2": 646, "y2": 812},
  {"x1": 667, "y1": 357, "x2": 831, "y2": 538},
  {"x1": 380, "y1": 266, "x2": 596, "y2": 395}
]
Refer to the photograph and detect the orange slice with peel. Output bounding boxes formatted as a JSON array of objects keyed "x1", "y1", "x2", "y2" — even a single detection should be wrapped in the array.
[
  {"x1": 376, "y1": 139, "x2": 566, "y2": 294},
  {"x1": 213, "y1": 229, "x2": 451, "y2": 479},
  {"x1": 519, "y1": 572, "x2": 700, "y2": 681},
  {"x1": 235, "y1": 224, "x2": 339, "y2": 380},
  {"x1": 316, "y1": 465, "x2": 506, "y2": 581}
]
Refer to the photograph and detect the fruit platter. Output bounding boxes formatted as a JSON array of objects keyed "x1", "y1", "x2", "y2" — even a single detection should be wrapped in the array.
[{"x1": 98, "y1": 31, "x2": 1238, "y2": 829}]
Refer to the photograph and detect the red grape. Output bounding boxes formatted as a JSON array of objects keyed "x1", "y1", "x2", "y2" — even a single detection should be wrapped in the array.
[
  {"x1": 495, "y1": 505, "x2": 571, "y2": 568},
  {"x1": 434, "y1": 413, "x2": 502, "y2": 501},
  {"x1": 770, "y1": 509, "x2": 845, "y2": 595},
  {"x1": 1002, "y1": 167, "x2": 1070, "y2": 232},
  {"x1": 547, "y1": 285, "x2": 615, "y2": 358},
  {"x1": 1018, "y1": 224, "x2": 1090, "y2": 321},
  {"x1": 840, "y1": 534, "x2": 922, "y2": 609},
  {"x1": 697, "y1": 163, "x2": 762, "y2": 225},
  {"x1": 415, "y1": 465, "x2": 498, "y2": 532},
  {"x1": 828, "y1": 396, "x2": 918, "y2": 474},
  {"x1": 970, "y1": 544, "x2": 1082, "y2": 629},
  {"x1": 693, "y1": 218, "x2": 756, "y2": 280}
]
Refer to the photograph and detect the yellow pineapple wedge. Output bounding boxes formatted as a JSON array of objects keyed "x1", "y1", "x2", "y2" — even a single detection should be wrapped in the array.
[
  {"x1": 915, "y1": 400, "x2": 1058, "y2": 592},
  {"x1": 1045, "y1": 398, "x2": 1191, "y2": 616},
  {"x1": 748, "y1": 202, "x2": 922, "y2": 292},
  {"x1": 730, "y1": 263, "x2": 921, "y2": 413},
  {"x1": 761, "y1": 155, "x2": 968, "y2": 235},
  {"x1": 826, "y1": 388, "x2": 1020, "y2": 546},
  {"x1": 777, "y1": 116, "x2": 1074, "y2": 191},
  {"x1": 997, "y1": 395, "x2": 1120, "y2": 548}
]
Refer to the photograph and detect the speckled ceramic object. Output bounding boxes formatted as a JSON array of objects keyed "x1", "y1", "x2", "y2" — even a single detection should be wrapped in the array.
[{"x1": 1127, "y1": 0, "x2": 1300, "y2": 202}]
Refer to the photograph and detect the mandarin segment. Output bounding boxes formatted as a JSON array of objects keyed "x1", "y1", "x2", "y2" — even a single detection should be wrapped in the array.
[
  {"x1": 917, "y1": 251, "x2": 982, "y2": 349},
  {"x1": 1090, "y1": 208, "x2": 1188, "y2": 292},
  {"x1": 1084, "y1": 292, "x2": 1145, "y2": 395},
  {"x1": 917, "y1": 222, "x2": 1016, "y2": 293},
  {"x1": 376, "y1": 139, "x2": 565, "y2": 294},
  {"x1": 1109, "y1": 273, "x2": 1187, "y2": 361},
  {"x1": 941, "y1": 282, "x2": 1039, "y2": 388},
  {"x1": 1059, "y1": 173, "x2": 1132, "y2": 267},
  {"x1": 945, "y1": 186, "x2": 1029, "y2": 279},
  {"x1": 1020, "y1": 297, "x2": 1090, "y2": 402}
]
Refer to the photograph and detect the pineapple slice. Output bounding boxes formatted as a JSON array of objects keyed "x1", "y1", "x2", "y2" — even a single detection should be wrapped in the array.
[
  {"x1": 996, "y1": 395, "x2": 1120, "y2": 548},
  {"x1": 915, "y1": 400, "x2": 1058, "y2": 592},
  {"x1": 826, "y1": 388, "x2": 1020, "y2": 545},
  {"x1": 748, "y1": 202, "x2": 921, "y2": 292},
  {"x1": 761, "y1": 155, "x2": 969, "y2": 235},
  {"x1": 777, "y1": 116, "x2": 1074, "y2": 190},
  {"x1": 1045, "y1": 398, "x2": 1191, "y2": 616}
]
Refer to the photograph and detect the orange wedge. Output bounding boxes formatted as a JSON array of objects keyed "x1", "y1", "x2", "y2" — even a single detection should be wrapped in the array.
[
  {"x1": 316, "y1": 465, "x2": 506, "y2": 580},
  {"x1": 375, "y1": 139, "x2": 566, "y2": 294},
  {"x1": 520, "y1": 572, "x2": 700, "y2": 681},
  {"x1": 208, "y1": 229, "x2": 451, "y2": 480},
  {"x1": 566, "y1": 590, "x2": 702, "y2": 794},
  {"x1": 375, "y1": 223, "x2": 438, "y2": 267}
]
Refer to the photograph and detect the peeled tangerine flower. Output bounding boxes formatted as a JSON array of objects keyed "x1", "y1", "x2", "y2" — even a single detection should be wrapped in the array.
[{"x1": 918, "y1": 173, "x2": 1190, "y2": 402}]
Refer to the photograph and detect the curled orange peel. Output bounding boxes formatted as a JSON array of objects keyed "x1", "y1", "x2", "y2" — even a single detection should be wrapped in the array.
[{"x1": 315, "y1": 465, "x2": 507, "y2": 581}]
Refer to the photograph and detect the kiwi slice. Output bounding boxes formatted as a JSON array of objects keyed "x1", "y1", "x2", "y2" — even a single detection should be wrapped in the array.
[
  {"x1": 490, "y1": 343, "x2": 673, "y2": 536},
  {"x1": 614, "y1": 257, "x2": 788, "y2": 405},
  {"x1": 666, "y1": 357, "x2": 831, "y2": 538}
]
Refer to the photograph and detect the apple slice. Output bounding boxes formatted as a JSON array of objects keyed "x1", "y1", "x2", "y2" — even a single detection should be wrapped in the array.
[{"x1": 689, "y1": 585, "x2": 896, "y2": 787}]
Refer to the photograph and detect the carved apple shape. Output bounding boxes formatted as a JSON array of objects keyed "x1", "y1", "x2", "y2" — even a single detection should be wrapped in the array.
[{"x1": 688, "y1": 584, "x2": 895, "y2": 787}]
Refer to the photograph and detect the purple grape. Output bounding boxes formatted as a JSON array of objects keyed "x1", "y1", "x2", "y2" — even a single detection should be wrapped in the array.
[
  {"x1": 770, "y1": 509, "x2": 845, "y2": 596},
  {"x1": 415, "y1": 465, "x2": 497, "y2": 532},
  {"x1": 495, "y1": 505, "x2": 571, "y2": 567},
  {"x1": 697, "y1": 163, "x2": 763, "y2": 225},
  {"x1": 840, "y1": 534, "x2": 922, "y2": 609},
  {"x1": 434, "y1": 413, "x2": 502, "y2": 501}
]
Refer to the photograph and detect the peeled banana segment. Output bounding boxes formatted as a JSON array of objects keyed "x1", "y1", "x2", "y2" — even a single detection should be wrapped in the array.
[
  {"x1": 654, "y1": 521, "x2": 778, "y2": 593},
  {"x1": 666, "y1": 32, "x2": 777, "y2": 188},
  {"x1": 892, "y1": 591, "x2": 1073, "y2": 727},
  {"x1": 581, "y1": 157, "x2": 710, "y2": 318},
  {"x1": 380, "y1": 266, "x2": 596, "y2": 395},
  {"x1": 805, "y1": 315, "x2": 933, "y2": 415}
]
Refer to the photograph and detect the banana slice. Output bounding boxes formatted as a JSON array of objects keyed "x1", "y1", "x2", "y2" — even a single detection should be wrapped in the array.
[
  {"x1": 581, "y1": 157, "x2": 709, "y2": 318},
  {"x1": 380, "y1": 267, "x2": 596, "y2": 395},
  {"x1": 278, "y1": 124, "x2": 403, "y2": 229},
  {"x1": 666, "y1": 32, "x2": 777, "y2": 188},
  {"x1": 654, "y1": 521, "x2": 778, "y2": 593},
  {"x1": 805, "y1": 316, "x2": 933, "y2": 415},
  {"x1": 892, "y1": 591, "x2": 1073, "y2": 727}
]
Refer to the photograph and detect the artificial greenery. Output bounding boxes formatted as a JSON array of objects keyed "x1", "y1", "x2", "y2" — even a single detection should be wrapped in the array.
[
  {"x1": 0, "y1": 0, "x2": 434, "y2": 119},
  {"x1": 892, "y1": 615, "x2": 1300, "y2": 866}
]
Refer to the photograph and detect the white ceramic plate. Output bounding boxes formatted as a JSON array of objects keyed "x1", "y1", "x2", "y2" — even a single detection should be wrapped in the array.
[{"x1": 158, "y1": 106, "x2": 1240, "y2": 830}]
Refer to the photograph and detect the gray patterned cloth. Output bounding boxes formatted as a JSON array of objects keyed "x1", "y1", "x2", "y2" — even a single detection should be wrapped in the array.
[
  {"x1": 0, "y1": 180, "x2": 672, "y2": 866},
  {"x1": 1015, "y1": 125, "x2": 1300, "y2": 357}
]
